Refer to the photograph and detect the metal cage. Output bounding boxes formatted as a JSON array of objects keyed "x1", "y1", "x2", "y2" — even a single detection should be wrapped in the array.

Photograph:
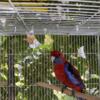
[
  {"x1": 0, "y1": 35, "x2": 100, "y2": 100},
  {"x1": 0, "y1": 0, "x2": 100, "y2": 100}
]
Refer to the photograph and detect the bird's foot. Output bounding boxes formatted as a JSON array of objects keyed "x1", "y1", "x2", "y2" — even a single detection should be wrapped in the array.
[
  {"x1": 71, "y1": 89, "x2": 75, "y2": 97},
  {"x1": 61, "y1": 85, "x2": 67, "y2": 93}
]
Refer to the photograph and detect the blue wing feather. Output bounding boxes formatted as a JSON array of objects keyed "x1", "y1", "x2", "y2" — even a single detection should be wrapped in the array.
[{"x1": 64, "y1": 63, "x2": 81, "y2": 85}]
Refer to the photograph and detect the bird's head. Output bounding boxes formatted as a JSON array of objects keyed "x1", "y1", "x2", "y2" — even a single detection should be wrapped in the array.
[{"x1": 51, "y1": 50, "x2": 65, "y2": 64}]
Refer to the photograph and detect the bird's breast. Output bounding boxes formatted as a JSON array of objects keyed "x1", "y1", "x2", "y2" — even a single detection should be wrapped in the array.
[{"x1": 54, "y1": 64, "x2": 65, "y2": 77}]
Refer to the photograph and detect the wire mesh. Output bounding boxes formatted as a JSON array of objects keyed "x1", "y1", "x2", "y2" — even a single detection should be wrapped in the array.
[
  {"x1": 0, "y1": 0, "x2": 100, "y2": 35},
  {"x1": 0, "y1": 35, "x2": 100, "y2": 100}
]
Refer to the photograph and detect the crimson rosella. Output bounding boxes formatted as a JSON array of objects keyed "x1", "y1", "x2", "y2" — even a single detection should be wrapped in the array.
[{"x1": 51, "y1": 50, "x2": 85, "y2": 97}]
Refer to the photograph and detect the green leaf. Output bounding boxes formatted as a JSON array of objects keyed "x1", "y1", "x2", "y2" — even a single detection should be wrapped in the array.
[
  {"x1": 16, "y1": 81, "x2": 24, "y2": 87},
  {"x1": 0, "y1": 73, "x2": 7, "y2": 80}
]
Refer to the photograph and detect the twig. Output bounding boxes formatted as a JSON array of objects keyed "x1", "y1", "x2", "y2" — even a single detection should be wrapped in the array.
[{"x1": 34, "y1": 82, "x2": 100, "y2": 100}]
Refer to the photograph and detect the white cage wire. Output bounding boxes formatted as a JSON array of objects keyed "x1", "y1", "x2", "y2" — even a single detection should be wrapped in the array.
[{"x1": 0, "y1": 0, "x2": 100, "y2": 35}]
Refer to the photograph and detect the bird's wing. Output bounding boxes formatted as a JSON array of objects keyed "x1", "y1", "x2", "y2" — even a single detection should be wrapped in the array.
[
  {"x1": 64, "y1": 63, "x2": 80, "y2": 85},
  {"x1": 67, "y1": 63, "x2": 83, "y2": 82},
  {"x1": 64, "y1": 63, "x2": 85, "y2": 88}
]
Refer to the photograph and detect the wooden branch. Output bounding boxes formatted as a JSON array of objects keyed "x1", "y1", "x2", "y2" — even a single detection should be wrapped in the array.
[
  {"x1": 0, "y1": 82, "x2": 7, "y2": 86},
  {"x1": 34, "y1": 82, "x2": 100, "y2": 100}
]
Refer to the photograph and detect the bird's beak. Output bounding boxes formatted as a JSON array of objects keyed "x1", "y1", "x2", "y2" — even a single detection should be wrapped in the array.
[{"x1": 51, "y1": 56, "x2": 55, "y2": 63}]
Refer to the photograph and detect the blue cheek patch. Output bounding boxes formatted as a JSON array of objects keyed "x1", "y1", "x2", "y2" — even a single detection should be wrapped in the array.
[{"x1": 54, "y1": 58, "x2": 64, "y2": 64}]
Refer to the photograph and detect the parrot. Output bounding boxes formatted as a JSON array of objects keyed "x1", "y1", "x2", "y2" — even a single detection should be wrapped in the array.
[{"x1": 51, "y1": 50, "x2": 86, "y2": 100}]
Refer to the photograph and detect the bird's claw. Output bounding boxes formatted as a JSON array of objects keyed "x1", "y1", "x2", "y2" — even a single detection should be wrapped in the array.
[
  {"x1": 61, "y1": 85, "x2": 67, "y2": 93},
  {"x1": 61, "y1": 88, "x2": 64, "y2": 93},
  {"x1": 71, "y1": 90, "x2": 75, "y2": 97}
]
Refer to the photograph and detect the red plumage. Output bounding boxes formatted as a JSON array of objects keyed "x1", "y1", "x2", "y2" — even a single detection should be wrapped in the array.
[{"x1": 51, "y1": 50, "x2": 85, "y2": 93}]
